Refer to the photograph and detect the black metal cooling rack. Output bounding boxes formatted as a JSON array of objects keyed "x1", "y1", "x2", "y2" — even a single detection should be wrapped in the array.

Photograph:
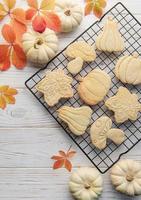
[{"x1": 25, "y1": 3, "x2": 141, "y2": 173}]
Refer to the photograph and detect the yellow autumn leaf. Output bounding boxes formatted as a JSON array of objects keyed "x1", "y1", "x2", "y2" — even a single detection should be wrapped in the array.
[
  {"x1": 0, "y1": 3, "x2": 7, "y2": 20},
  {"x1": 40, "y1": 0, "x2": 55, "y2": 10},
  {"x1": 4, "y1": 0, "x2": 16, "y2": 9},
  {"x1": 0, "y1": 85, "x2": 18, "y2": 109}
]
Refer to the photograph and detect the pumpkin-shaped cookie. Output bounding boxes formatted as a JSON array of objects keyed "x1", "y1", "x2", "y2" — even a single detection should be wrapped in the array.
[
  {"x1": 95, "y1": 17, "x2": 124, "y2": 52},
  {"x1": 78, "y1": 69, "x2": 111, "y2": 105},
  {"x1": 115, "y1": 53, "x2": 141, "y2": 85}
]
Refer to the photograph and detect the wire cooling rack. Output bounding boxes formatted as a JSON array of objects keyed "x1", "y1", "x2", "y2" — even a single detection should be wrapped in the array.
[{"x1": 25, "y1": 3, "x2": 141, "y2": 173}]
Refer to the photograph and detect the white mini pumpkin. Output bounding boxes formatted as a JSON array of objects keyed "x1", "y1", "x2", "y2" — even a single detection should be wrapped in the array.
[
  {"x1": 111, "y1": 159, "x2": 141, "y2": 196},
  {"x1": 96, "y1": 17, "x2": 124, "y2": 52},
  {"x1": 115, "y1": 53, "x2": 141, "y2": 85},
  {"x1": 22, "y1": 28, "x2": 58, "y2": 65},
  {"x1": 69, "y1": 167, "x2": 103, "y2": 200},
  {"x1": 54, "y1": 0, "x2": 83, "y2": 32}
]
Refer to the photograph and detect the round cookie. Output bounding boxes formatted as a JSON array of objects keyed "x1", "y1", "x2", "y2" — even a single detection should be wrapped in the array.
[{"x1": 77, "y1": 69, "x2": 111, "y2": 105}]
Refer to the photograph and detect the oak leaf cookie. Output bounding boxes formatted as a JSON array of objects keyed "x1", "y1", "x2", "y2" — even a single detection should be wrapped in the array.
[
  {"x1": 65, "y1": 41, "x2": 96, "y2": 74},
  {"x1": 58, "y1": 106, "x2": 92, "y2": 136},
  {"x1": 105, "y1": 87, "x2": 141, "y2": 123},
  {"x1": 36, "y1": 69, "x2": 73, "y2": 106},
  {"x1": 115, "y1": 53, "x2": 141, "y2": 85},
  {"x1": 78, "y1": 69, "x2": 111, "y2": 105},
  {"x1": 90, "y1": 116, "x2": 125, "y2": 150}
]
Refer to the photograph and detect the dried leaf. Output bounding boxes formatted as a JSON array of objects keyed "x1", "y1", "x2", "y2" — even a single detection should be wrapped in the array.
[
  {"x1": 85, "y1": 2, "x2": 93, "y2": 16},
  {"x1": 93, "y1": 3, "x2": 103, "y2": 18},
  {"x1": 32, "y1": 15, "x2": 46, "y2": 33},
  {"x1": 11, "y1": 19, "x2": 27, "y2": 44},
  {"x1": 59, "y1": 150, "x2": 66, "y2": 157},
  {"x1": 4, "y1": 95, "x2": 15, "y2": 104},
  {"x1": 67, "y1": 151, "x2": 76, "y2": 158},
  {"x1": 65, "y1": 159, "x2": 72, "y2": 172},
  {"x1": 0, "y1": 56, "x2": 10, "y2": 71},
  {"x1": 0, "y1": 3, "x2": 7, "y2": 20},
  {"x1": 40, "y1": 0, "x2": 55, "y2": 10},
  {"x1": 44, "y1": 11, "x2": 61, "y2": 32},
  {"x1": 12, "y1": 44, "x2": 26, "y2": 69},
  {"x1": 84, "y1": 0, "x2": 106, "y2": 18},
  {"x1": 51, "y1": 156, "x2": 64, "y2": 160},
  {"x1": 5, "y1": 87, "x2": 18, "y2": 95},
  {"x1": 0, "y1": 86, "x2": 17, "y2": 109},
  {"x1": 27, "y1": 0, "x2": 38, "y2": 9},
  {"x1": 0, "y1": 45, "x2": 10, "y2": 62},
  {"x1": 0, "y1": 95, "x2": 6, "y2": 109},
  {"x1": 0, "y1": 86, "x2": 9, "y2": 93},
  {"x1": 4, "y1": 0, "x2": 16, "y2": 9},
  {"x1": 26, "y1": 8, "x2": 36, "y2": 20},
  {"x1": 53, "y1": 159, "x2": 64, "y2": 169},
  {"x1": 99, "y1": 0, "x2": 106, "y2": 8},
  {"x1": 2, "y1": 24, "x2": 16, "y2": 43},
  {"x1": 12, "y1": 8, "x2": 26, "y2": 24},
  {"x1": 51, "y1": 147, "x2": 76, "y2": 172}
]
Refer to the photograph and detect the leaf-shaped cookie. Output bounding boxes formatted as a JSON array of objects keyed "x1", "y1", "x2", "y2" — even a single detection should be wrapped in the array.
[
  {"x1": 90, "y1": 116, "x2": 125, "y2": 150},
  {"x1": 36, "y1": 69, "x2": 73, "y2": 106},
  {"x1": 105, "y1": 87, "x2": 141, "y2": 123}
]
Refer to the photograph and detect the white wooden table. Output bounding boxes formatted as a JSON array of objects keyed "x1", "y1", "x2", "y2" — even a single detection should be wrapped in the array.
[{"x1": 0, "y1": 0, "x2": 141, "y2": 199}]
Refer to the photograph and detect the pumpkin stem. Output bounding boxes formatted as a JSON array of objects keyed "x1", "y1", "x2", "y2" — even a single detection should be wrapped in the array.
[
  {"x1": 34, "y1": 38, "x2": 44, "y2": 49},
  {"x1": 133, "y1": 52, "x2": 139, "y2": 58},
  {"x1": 64, "y1": 9, "x2": 71, "y2": 16},
  {"x1": 84, "y1": 183, "x2": 91, "y2": 189},
  {"x1": 126, "y1": 173, "x2": 134, "y2": 182}
]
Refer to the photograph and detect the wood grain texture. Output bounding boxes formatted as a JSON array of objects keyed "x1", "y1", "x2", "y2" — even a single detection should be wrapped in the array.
[{"x1": 0, "y1": 0, "x2": 141, "y2": 199}]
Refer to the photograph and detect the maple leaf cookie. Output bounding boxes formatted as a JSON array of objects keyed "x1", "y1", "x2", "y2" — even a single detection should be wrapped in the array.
[
  {"x1": 105, "y1": 87, "x2": 141, "y2": 123},
  {"x1": 36, "y1": 69, "x2": 73, "y2": 106}
]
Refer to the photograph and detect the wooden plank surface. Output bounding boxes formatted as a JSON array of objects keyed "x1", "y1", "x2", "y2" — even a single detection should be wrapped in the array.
[{"x1": 0, "y1": 0, "x2": 141, "y2": 199}]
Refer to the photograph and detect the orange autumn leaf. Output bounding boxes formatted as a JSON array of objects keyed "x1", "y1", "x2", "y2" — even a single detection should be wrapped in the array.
[
  {"x1": 2, "y1": 24, "x2": 16, "y2": 43},
  {"x1": 0, "y1": 24, "x2": 27, "y2": 71},
  {"x1": 93, "y1": 3, "x2": 103, "y2": 18},
  {"x1": 44, "y1": 11, "x2": 61, "y2": 32},
  {"x1": 12, "y1": 44, "x2": 27, "y2": 69},
  {"x1": 0, "y1": 45, "x2": 10, "y2": 62},
  {"x1": 51, "y1": 147, "x2": 76, "y2": 172},
  {"x1": 27, "y1": 0, "x2": 38, "y2": 9},
  {"x1": 85, "y1": 2, "x2": 93, "y2": 15},
  {"x1": 0, "y1": 0, "x2": 27, "y2": 43},
  {"x1": 64, "y1": 159, "x2": 72, "y2": 172},
  {"x1": 26, "y1": 0, "x2": 61, "y2": 32},
  {"x1": 85, "y1": 0, "x2": 107, "y2": 18},
  {"x1": 0, "y1": 85, "x2": 18, "y2": 109},
  {"x1": 26, "y1": 8, "x2": 36, "y2": 20},
  {"x1": 12, "y1": 8, "x2": 26, "y2": 24}
]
